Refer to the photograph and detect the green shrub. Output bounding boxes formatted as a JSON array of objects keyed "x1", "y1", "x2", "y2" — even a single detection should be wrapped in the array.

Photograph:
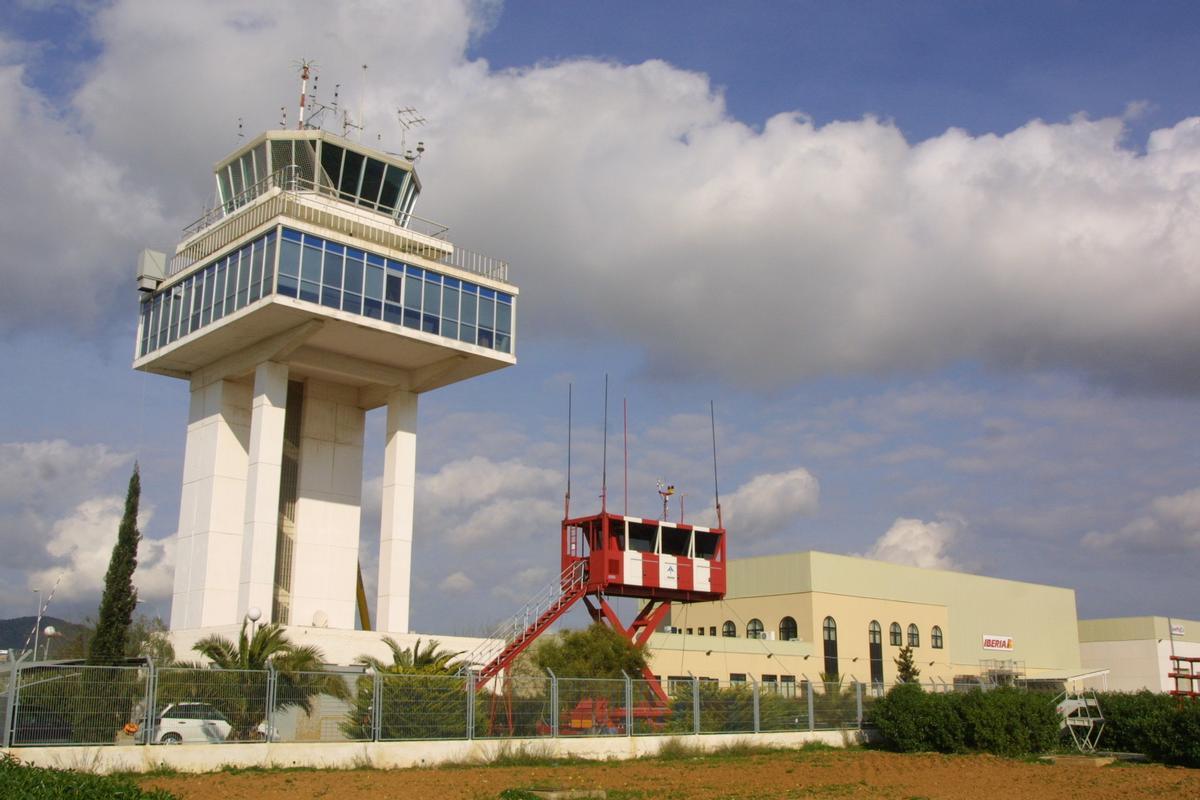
[
  {"x1": 870, "y1": 685, "x2": 1057, "y2": 757},
  {"x1": 1096, "y1": 692, "x2": 1200, "y2": 767},
  {"x1": 0, "y1": 754, "x2": 175, "y2": 799}
]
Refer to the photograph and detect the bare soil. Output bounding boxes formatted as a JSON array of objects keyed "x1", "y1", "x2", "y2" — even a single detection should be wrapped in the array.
[{"x1": 142, "y1": 748, "x2": 1200, "y2": 800}]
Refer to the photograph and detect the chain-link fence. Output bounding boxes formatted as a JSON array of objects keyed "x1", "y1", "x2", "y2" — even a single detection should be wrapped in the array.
[{"x1": 2, "y1": 662, "x2": 876, "y2": 747}]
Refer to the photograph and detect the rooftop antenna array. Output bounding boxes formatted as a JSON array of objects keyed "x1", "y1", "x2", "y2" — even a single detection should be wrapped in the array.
[
  {"x1": 292, "y1": 58, "x2": 317, "y2": 130},
  {"x1": 397, "y1": 106, "x2": 427, "y2": 161}
]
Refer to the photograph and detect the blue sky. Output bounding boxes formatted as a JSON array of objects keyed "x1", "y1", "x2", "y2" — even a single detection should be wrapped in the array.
[{"x1": 1, "y1": 1, "x2": 1198, "y2": 635}]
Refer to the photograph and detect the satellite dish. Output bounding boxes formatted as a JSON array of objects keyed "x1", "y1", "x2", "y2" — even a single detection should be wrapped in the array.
[{"x1": 312, "y1": 610, "x2": 329, "y2": 628}]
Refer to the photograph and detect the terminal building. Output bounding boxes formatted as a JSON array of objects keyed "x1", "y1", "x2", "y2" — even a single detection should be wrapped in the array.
[
  {"x1": 1079, "y1": 616, "x2": 1200, "y2": 693},
  {"x1": 646, "y1": 550, "x2": 1085, "y2": 689}
]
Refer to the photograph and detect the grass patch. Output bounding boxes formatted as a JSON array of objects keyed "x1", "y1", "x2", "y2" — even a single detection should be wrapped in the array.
[{"x1": 1, "y1": 753, "x2": 177, "y2": 800}]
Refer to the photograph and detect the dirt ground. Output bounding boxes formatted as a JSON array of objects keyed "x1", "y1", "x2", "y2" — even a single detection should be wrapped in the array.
[{"x1": 142, "y1": 748, "x2": 1200, "y2": 800}]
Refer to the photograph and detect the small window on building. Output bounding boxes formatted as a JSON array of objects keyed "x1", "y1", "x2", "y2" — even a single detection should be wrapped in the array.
[
  {"x1": 890, "y1": 622, "x2": 902, "y2": 646},
  {"x1": 869, "y1": 620, "x2": 882, "y2": 645},
  {"x1": 686, "y1": 627, "x2": 693, "y2": 635},
  {"x1": 781, "y1": 675, "x2": 796, "y2": 697},
  {"x1": 932, "y1": 626, "x2": 944, "y2": 649},
  {"x1": 823, "y1": 616, "x2": 837, "y2": 642},
  {"x1": 697, "y1": 627, "x2": 705, "y2": 636},
  {"x1": 747, "y1": 619, "x2": 764, "y2": 639},
  {"x1": 761, "y1": 674, "x2": 778, "y2": 693},
  {"x1": 709, "y1": 626, "x2": 717, "y2": 637},
  {"x1": 729, "y1": 673, "x2": 747, "y2": 685},
  {"x1": 779, "y1": 616, "x2": 798, "y2": 641},
  {"x1": 722, "y1": 620, "x2": 736, "y2": 637},
  {"x1": 908, "y1": 623, "x2": 920, "y2": 648}
]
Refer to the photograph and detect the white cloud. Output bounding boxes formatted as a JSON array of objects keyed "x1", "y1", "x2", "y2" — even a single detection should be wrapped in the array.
[
  {"x1": 720, "y1": 468, "x2": 820, "y2": 536},
  {"x1": 27, "y1": 495, "x2": 173, "y2": 605},
  {"x1": 864, "y1": 515, "x2": 965, "y2": 570},
  {"x1": 1082, "y1": 487, "x2": 1200, "y2": 553},
  {"x1": 438, "y1": 570, "x2": 475, "y2": 592},
  {"x1": 0, "y1": 2, "x2": 1196, "y2": 394},
  {"x1": 417, "y1": 455, "x2": 561, "y2": 546}
]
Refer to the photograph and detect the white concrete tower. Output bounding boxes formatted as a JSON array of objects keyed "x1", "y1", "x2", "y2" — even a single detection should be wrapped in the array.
[{"x1": 134, "y1": 129, "x2": 516, "y2": 635}]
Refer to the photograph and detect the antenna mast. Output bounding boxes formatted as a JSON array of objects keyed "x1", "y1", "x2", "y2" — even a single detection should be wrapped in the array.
[
  {"x1": 564, "y1": 383, "x2": 572, "y2": 519},
  {"x1": 601, "y1": 375, "x2": 609, "y2": 513},
  {"x1": 710, "y1": 400, "x2": 723, "y2": 528},
  {"x1": 623, "y1": 398, "x2": 628, "y2": 516},
  {"x1": 295, "y1": 59, "x2": 316, "y2": 130}
]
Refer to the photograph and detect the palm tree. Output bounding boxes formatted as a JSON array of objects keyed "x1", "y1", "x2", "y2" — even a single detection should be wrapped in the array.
[
  {"x1": 343, "y1": 637, "x2": 465, "y2": 740},
  {"x1": 160, "y1": 620, "x2": 348, "y2": 740}
]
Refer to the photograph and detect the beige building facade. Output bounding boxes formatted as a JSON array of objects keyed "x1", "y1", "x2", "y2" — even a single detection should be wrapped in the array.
[
  {"x1": 647, "y1": 551, "x2": 1083, "y2": 688},
  {"x1": 1079, "y1": 616, "x2": 1200, "y2": 693}
]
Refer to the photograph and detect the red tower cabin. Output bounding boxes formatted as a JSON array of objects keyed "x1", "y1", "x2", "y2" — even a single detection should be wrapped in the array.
[{"x1": 564, "y1": 513, "x2": 726, "y2": 603}]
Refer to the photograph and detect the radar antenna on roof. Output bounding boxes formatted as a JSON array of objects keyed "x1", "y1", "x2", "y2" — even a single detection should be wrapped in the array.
[
  {"x1": 397, "y1": 106, "x2": 428, "y2": 160},
  {"x1": 291, "y1": 58, "x2": 317, "y2": 130}
]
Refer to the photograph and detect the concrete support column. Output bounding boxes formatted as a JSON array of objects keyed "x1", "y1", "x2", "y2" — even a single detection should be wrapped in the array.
[
  {"x1": 170, "y1": 378, "x2": 251, "y2": 630},
  {"x1": 289, "y1": 380, "x2": 365, "y2": 630},
  {"x1": 377, "y1": 389, "x2": 417, "y2": 633},
  {"x1": 237, "y1": 361, "x2": 288, "y2": 622}
]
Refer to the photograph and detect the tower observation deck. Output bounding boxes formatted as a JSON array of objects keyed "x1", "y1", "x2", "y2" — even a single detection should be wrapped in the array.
[{"x1": 134, "y1": 128, "x2": 517, "y2": 635}]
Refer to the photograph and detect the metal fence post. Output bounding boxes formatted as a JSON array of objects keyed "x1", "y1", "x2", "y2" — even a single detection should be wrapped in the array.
[
  {"x1": 752, "y1": 677, "x2": 760, "y2": 734},
  {"x1": 142, "y1": 659, "x2": 156, "y2": 746},
  {"x1": 372, "y1": 671, "x2": 383, "y2": 741},
  {"x1": 547, "y1": 669, "x2": 558, "y2": 738},
  {"x1": 807, "y1": 680, "x2": 815, "y2": 732},
  {"x1": 3, "y1": 656, "x2": 19, "y2": 748},
  {"x1": 692, "y1": 676, "x2": 700, "y2": 735},
  {"x1": 622, "y1": 671, "x2": 633, "y2": 736},
  {"x1": 855, "y1": 681, "x2": 863, "y2": 729},
  {"x1": 265, "y1": 664, "x2": 277, "y2": 741},
  {"x1": 466, "y1": 672, "x2": 475, "y2": 741}
]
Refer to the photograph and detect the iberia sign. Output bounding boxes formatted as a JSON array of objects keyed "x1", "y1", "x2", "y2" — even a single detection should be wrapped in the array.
[{"x1": 982, "y1": 635, "x2": 1014, "y2": 651}]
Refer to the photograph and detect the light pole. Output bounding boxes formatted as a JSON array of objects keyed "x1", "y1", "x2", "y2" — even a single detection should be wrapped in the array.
[
  {"x1": 31, "y1": 588, "x2": 42, "y2": 661},
  {"x1": 42, "y1": 625, "x2": 62, "y2": 659},
  {"x1": 246, "y1": 606, "x2": 262, "y2": 637}
]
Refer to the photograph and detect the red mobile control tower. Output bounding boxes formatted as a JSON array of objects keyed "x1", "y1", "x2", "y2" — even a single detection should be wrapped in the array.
[{"x1": 471, "y1": 510, "x2": 727, "y2": 700}]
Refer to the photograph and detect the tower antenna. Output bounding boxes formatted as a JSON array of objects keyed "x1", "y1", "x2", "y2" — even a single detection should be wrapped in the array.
[
  {"x1": 564, "y1": 383, "x2": 572, "y2": 519},
  {"x1": 396, "y1": 107, "x2": 428, "y2": 159},
  {"x1": 623, "y1": 397, "x2": 628, "y2": 516},
  {"x1": 601, "y1": 375, "x2": 609, "y2": 513},
  {"x1": 710, "y1": 400, "x2": 723, "y2": 528},
  {"x1": 293, "y1": 58, "x2": 317, "y2": 130}
]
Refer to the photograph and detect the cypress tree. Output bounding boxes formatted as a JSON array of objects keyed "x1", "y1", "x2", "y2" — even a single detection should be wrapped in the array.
[
  {"x1": 87, "y1": 465, "x2": 142, "y2": 665},
  {"x1": 894, "y1": 644, "x2": 921, "y2": 684}
]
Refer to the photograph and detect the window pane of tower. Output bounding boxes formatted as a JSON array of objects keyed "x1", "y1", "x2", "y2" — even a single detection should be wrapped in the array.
[
  {"x1": 339, "y1": 149, "x2": 365, "y2": 201},
  {"x1": 360, "y1": 158, "x2": 385, "y2": 208},
  {"x1": 379, "y1": 164, "x2": 405, "y2": 211},
  {"x1": 319, "y1": 142, "x2": 343, "y2": 191},
  {"x1": 236, "y1": 244, "x2": 252, "y2": 309}
]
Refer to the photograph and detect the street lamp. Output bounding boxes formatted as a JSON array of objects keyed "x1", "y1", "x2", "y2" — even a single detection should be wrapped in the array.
[
  {"x1": 42, "y1": 625, "x2": 62, "y2": 659},
  {"x1": 246, "y1": 606, "x2": 262, "y2": 637}
]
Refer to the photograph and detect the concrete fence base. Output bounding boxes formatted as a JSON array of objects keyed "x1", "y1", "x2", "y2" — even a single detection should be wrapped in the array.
[{"x1": 3, "y1": 729, "x2": 866, "y2": 774}]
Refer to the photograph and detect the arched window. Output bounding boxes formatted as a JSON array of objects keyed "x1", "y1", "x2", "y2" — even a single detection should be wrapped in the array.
[
  {"x1": 722, "y1": 620, "x2": 736, "y2": 638},
  {"x1": 931, "y1": 625, "x2": 943, "y2": 649},
  {"x1": 747, "y1": 619, "x2": 764, "y2": 639},
  {"x1": 822, "y1": 616, "x2": 839, "y2": 678},
  {"x1": 908, "y1": 623, "x2": 920, "y2": 647},
  {"x1": 868, "y1": 621, "x2": 884, "y2": 684},
  {"x1": 889, "y1": 622, "x2": 902, "y2": 646},
  {"x1": 779, "y1": 616, "x2": 798, "y2": 641}
]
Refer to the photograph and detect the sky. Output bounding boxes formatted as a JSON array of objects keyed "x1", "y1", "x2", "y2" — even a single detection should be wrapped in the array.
[{"x1": 1, "y1": 1, "x2": 1199, "y2": 638}]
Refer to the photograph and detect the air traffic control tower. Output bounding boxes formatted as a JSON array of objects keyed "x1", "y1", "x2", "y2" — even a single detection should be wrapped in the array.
[{"x1": 133, "y1": 128, "x2": 516, "y2": 636}]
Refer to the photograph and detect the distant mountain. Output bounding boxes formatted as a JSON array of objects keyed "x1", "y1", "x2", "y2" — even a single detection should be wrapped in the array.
[{"x1": 0, "y1": 616, "x2": 90, "y2": 655}]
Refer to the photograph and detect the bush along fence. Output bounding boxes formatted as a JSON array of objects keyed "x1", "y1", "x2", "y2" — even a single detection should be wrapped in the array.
[{"x1": 2, "y1": 661, "x2": 878, "y2": 748}]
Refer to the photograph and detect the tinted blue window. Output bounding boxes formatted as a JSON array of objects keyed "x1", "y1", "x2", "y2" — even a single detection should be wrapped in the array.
[
  {"x1": 459, "y1": 323, "x2": 475, "y2": 344},
  {"x1": 461, "y1": 292, "x2": 476, "y2": 326},
  {"x1": 444, "y1": 276, "x2": 460, "y2": 289},
  {"x1": 422, "y1": 314, "x2": 439, "y2": 335},
  {"x1": 403, "y1": 308, "x2": 420, "y2": 329},
  {"x1": 344, "y1": 256, "x2": 364, "y2": 294},
  {"x1": 366, "y1": 253, "x2": 385, "y2": 268},
  {"x1": 212, "y1": 262, "x2": 227, "y2": 319},
  {"x1": 279, "y1": 239, "x2": 301, "y2": 277},
  {"x1": 384, "y1": 303, "x2": 403, "y2": 324},
  {"x1": 403, "y1": 275, "x2": 422, "y2": 310},
  {"x1": 301, "y1": 244, "x2": 322, "y2": 282},
  {"x1": 479, "y1": 287, "x2": 496, "y2": 300},
  {"x1": 325, "y1": 241, "x2": 344, "y2": 257},
  {"x1": 342, "y1": 292, "x2": 362, "y2": 315},
  {"x1": 385, "y1": 273, "x2": 403, "y2": 304},
  {"x1": 405, "y1": 265, "x2": 423, "y2": 279},
  {"x1": 442, "y1": 286, "x2": 459, "y2": 321},
  {"x1": 277, "y1": 273, "x2": 298, "y2": 297},
  {"x1": 363, "y1": 297, "x2": 382, "y2": 318},
  {"x1": 322, "y1": 249, "x2": 343, "y2": 287},
  {"x1": 321, "y1": 285, "x2": 340, "y2": 308},
  {"x1": 262, "y1": 237, "x2": 275, "y2": 295},
  {"x1": 497, "y1": 292, "x2": 512, "y2": 304},
  {"x1": 442, "y1": 320, "x2": 458, "y2": 340},
  {"x1": 479, "y1": 296, "x2": 495, "y2": 329},
  {"x1": 365, "y1": 264, "x2": 383, "y2": 299},
  {"x1": 422, "y1": 280, "x2": 440, "y2": 317},
  {"x1": 282, "y1": 228, "x2": 302, "y2": 242},
  {"x1": 477, "y1": 328, "x2": 493, "y2": 348},
  {"x1": 299, "y1": 280, "x2": 320, "y2": 303},
  {"x1": 303, "y1": 233, "x2": 323, "y2": 248},
  {"x1": 496, "y1": 333, "x2": 511, "y2": 354}
]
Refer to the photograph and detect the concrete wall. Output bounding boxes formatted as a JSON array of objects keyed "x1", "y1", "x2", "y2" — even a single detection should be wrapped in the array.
[
  {"x1": 4, "y1": 729, "x2": 865, "y2": 774},
  {"x1": 1079, "y1": 616, "x2": 1200, "y2": 692}
]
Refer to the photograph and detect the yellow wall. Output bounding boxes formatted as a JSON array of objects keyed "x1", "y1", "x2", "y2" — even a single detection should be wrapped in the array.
[{"x1": 659, "y1": 550, "x2": 1082, "y2": 684}]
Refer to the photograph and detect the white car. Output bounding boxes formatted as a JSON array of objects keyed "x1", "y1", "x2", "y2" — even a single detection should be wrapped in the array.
[{"x1": 152, "y1": 702, "x2": 232, "y2": 744}]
